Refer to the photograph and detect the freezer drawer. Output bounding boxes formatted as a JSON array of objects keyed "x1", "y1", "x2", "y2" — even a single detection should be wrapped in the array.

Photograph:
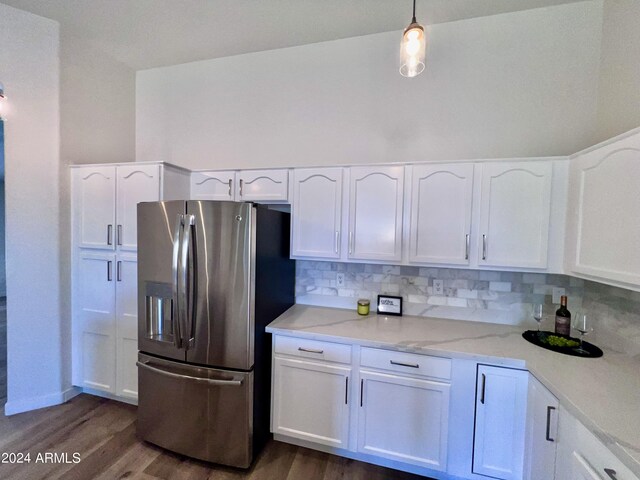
[{"x1": 137, "y1": 353, "x2": 254, "y2": 468}]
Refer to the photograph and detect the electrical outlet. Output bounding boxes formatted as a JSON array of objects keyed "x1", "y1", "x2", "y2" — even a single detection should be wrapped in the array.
[
  {"x1": 434, "y1": 279, "x2": 444, "y2": 295},
  {"x1": 552, "y1": 287, "x2": 565, "y2": 304},
  {"x1": 336, "y1": 273, "x2": 345, "y2": 288}
]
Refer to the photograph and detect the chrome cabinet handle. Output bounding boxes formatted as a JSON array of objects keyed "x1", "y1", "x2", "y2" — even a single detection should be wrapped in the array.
[
  {"x1": 228, "y1": 179, "x2": 232, "y2": 197},
  {"x1": 545, "y1": 405, "x2": 556, "y2": 442},
  {"x1": 349, "y1": 232, "x2": 353, "y2": 255},
  {"x1": 480, "y1": 373, "x2": 486, "y2": 404},
  {"x1": 107, "y1": 261, "x2": 113, "y2": 282},
  {"x1": 604, "y1": 468, "x2": 618, "y2": 480},
  {"x1": 239, "y1": 179, "x2": 243, "y2": 196},
  {"x1": 136, "y1": 361, "x2": 243, "y2": 386},
  {"x1": 117, "y1": 225, "x2": 123, "y2": 245},
  {"x1": 390, "y1": 360, "x2": 419, "y2": 368},
  {"x1": 298, "y1": 347, "x2": 323, "y2": 354},
  {"x1": 482, "y1": 234, "x2": 487, "y2": 260},
  {"x1": 345, "y1": 377, "x2": 348, "y2": 405},
  {"x1": 335, "y1": 231, "x2": 340, "y2": 254},
  {"x1": 107, "y1": 225, "x2": 113, "y2": 245},
  {"x1": 465, "y1": 234, "x2": 470, "y2": 260},
  {"x1": 116, "y1": 261, "x2": 122, "y2": 282}
]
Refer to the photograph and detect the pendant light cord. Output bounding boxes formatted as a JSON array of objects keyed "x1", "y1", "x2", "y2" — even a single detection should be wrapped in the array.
[{"x1": 412, "y1": 0, "x2": 417, "y2": 23}]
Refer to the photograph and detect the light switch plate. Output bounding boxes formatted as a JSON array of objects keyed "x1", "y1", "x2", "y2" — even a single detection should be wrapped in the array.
[
  {"x1": 336, "y1": 273, "x2": 345, "y2": 288},
  {"x1": 552, "y1": 287, "x2": 565, "y2": 304},
  {"x1": 434, "y1": 279, "x2": 444, "y2": 295}
]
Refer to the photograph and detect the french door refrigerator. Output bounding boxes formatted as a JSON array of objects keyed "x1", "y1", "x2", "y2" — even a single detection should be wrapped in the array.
[{"x1": 136, "y1": 200, "x2": 294, "y2": 468}]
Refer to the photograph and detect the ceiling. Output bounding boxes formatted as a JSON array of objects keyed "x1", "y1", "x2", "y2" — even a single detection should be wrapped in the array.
[{"x1": 1, "y1": 0, "x2": 587, "y2": 70}]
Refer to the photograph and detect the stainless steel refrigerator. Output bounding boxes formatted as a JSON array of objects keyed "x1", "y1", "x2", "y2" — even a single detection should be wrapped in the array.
[{"x1": 136, "y1": 200, "x2": 294, "y2": 468}]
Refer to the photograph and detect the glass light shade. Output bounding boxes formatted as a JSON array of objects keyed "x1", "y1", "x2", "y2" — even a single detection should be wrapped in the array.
[
  {"x1": 400, "y1": 23, "x2": 426, "y2": 78},
  {"x1": 0, "y1": 83, "x2": 4, "y2": 120}
]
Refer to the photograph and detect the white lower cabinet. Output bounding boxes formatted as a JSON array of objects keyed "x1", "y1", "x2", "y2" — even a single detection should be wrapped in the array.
[
  {"x1": 74, "y1": 251, "x2": 138, "y2": 400},
  {"x1": 556, "y1": 405, "x2": 639, "y2": 480},
  {"x1": 357, "y1": 370, "x2": 450, "y2": 471},
  {"x1": 473, "y1": 365, "x2": 528, "y2": 480},
  {"x1": 272, "y1": 357, "x2": 350, "y2": 449},
  {"x1": 524, "y1": 375, "x2": 559, "y2": 480},
  {"x1": 271, "y1": 337, "x2": 352, "y2": 449}
]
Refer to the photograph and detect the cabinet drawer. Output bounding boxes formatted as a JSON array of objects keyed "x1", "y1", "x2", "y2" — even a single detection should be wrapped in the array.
[
  {"x1": 274, "y1": 335, "x2": 351, "y2": 364},
  {"x1": 360, "y1": 347, "x2": 451, "y2": 380}
]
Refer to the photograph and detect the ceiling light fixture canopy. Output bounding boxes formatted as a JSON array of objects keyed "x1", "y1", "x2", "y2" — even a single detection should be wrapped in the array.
[{"x1": 400, "y1": 0, "x2": 426, "y2": 78}]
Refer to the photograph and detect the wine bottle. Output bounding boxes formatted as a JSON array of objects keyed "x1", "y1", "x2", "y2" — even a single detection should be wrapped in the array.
[{"x1": 555, "y1": 295, "x2": 571, "y2": 336}]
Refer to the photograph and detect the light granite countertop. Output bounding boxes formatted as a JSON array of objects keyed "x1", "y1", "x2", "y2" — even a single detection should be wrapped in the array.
[{"x1": 266, "y1": 304, "x2": 640, "y2": 477}]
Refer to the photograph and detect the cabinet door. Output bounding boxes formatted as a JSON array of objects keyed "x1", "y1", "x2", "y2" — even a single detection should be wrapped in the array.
[
  {"x1": 73, "y1": 166, "x2": 116, "y2": 250},
  {"x1": 474, "y1": 365, "x2": 528, "y2": 480},
  {"x1": 115, "y1": 256, "x2": 138, "y2": 400},
  {"x1": 291, "y1": 168, "x2": 343, "y2": 259},
  {"x1": 409, "y1": 164, "x2": 474, "y2": 265},
  {"x1": 572, "y1": 138, "x2": 640, "y2": 285},
  {"x1": 116, "y1": 165, "x2": 161, "y2": 252},
  {"x1": 191, "y1": 171, "x2": 236, "y2": 201},
  {"x1": 77, "y1": 252, "x2": 116, "y2": 393},
  {"x1": 272, "y1": 357, "x2": 350, "y2": 449},
  {"x1": 524, "y1": 376, "x2": 559, "y2": 480},
  {"x1": 571, "y1": 453, "x2": 603, "y2": 480},
  {"x1": 358, "y1": 370, "x2": 450, "y2": 471},
  {"x1": 348, "y1": 166, "x2": 404, "y2": 262},
  {"x1": 237, "y1": 169, "x2": 289, "y2": 202},
  {"x1": 479, "y1": 162, "x2": 552, "y2": 269}
]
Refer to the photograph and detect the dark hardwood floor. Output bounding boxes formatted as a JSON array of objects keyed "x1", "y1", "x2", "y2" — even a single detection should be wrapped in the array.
[{"x1": 0, "y1": 394, "x2": 428, "y2": 480}]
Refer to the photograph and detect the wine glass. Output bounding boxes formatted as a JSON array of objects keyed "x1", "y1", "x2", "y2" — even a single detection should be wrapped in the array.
[
  {"x1": 532, "y1": 303, "x2": 543, "y2": 332},
  {"x1": 572, "y1": 313, "x2": 594, "y2": 354}
]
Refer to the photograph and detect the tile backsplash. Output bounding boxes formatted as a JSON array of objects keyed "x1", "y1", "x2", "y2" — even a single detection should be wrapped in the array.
[{"x1": 295, "y1": 261, "x2": 640, "y2": 353}]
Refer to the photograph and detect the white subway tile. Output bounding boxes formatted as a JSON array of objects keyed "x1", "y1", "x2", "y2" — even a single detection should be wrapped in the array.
[{"x1": 489, "y1": 282, "x2": 512, "y2": 292}]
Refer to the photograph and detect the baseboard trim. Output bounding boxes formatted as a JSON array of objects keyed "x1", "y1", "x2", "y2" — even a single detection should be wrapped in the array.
[
  {"x1": 4, "y1": 386, "x2": 80, "y2": 416},
  {"x1": 80, "y1": 387, "x2": 138, "y2": 406}
]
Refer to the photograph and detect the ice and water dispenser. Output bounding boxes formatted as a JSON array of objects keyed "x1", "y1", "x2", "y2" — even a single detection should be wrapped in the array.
[{"x1": 144, "y1": 282, "x2": 174, "y2": 343}]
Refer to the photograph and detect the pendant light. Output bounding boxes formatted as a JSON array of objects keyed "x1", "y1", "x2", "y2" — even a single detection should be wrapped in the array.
[
  {"x1": 399, "y1": 0, "x2": 426, "y2": 78},
  {"x1": 0, "y1": 83, "x2": 5, "y2": 120}
]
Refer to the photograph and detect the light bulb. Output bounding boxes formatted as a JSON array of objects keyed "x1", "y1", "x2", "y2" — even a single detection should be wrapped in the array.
[{"x1": 400, "y1": 23, "x2": 426, "y2": 78}]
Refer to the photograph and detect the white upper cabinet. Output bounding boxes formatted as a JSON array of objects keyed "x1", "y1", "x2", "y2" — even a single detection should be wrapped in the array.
[
  {"x1": 73, "y1": 166, "x2": 116, "y2": 250},
  {"x1": 408, "y1": 164, "x2": 474, "y2": 265},
  {"x1": 291, "y1": 168, "x2": 343, "y2": 259},
  {"x1": 236, "y1": 169, "x2": 289, "y2": 202},
  {"x1": 116, "y1": 164, "x2": 161, "y2": 252},
  {"x1": 569, "y1": 131, "x2": 640, "y2": 287},
  {"x1": 478, "y1": 161, "x2": 552, "y2": 269},
  {"x1": 190, "y1": 169, "x2": 289, "y2": 202},
  {"x1": 72, "y1": 163, "x2": 186, "y2": 253},
  {"x1": 191, "y1": 171, "x2": 236, "y2": 201},
  {"x1": 348, "y1": 166, "x2": 404, "y2": 262}
]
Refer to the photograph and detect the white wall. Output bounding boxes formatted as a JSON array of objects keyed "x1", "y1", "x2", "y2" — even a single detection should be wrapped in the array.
[
  {"x1": 61, "y1": 31, "x2": 136, "y2": 165},
  {"x1": 595, "y1": 0, "x2": 640, "y2": 142},
  {"x1": 137, "y1": 1, "x2": 603, "y2": 170},
  {"x1": 0, "y1": 4, "x2": 69, "y2": 414}
]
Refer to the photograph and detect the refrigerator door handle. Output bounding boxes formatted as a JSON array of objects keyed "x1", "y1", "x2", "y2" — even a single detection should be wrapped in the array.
[
  {"x1": 182, "y1": 214, "x2": 197, "y2": 349},
  {"x1": 172, "y1": 213, "x2": 184, "y2": 349},
  {"x1": 180, "y1": 214, "x2": 196, "y2": 350},
  {"x1": 136, "y1": 361, "x2": 243, "y2": 386}
]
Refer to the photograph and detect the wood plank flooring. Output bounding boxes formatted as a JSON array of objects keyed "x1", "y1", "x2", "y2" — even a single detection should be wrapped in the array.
[{"x1": 0, "y1": 394, "x2": 430, "y2": 480}]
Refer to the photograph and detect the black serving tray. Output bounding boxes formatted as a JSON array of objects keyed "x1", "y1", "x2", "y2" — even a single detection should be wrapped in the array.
[{"x1": 522, "y1": 330, "x2": 603, "y2": 358}]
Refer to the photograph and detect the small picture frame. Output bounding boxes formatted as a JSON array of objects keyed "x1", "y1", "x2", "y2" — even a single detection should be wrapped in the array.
[{"x1": 377, "y1": 295, "x2": 403, "y2": 316}]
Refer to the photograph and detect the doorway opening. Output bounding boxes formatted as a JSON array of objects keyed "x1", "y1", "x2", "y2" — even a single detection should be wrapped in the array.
[{"x1": 0, "y1": 119, "x2": 6, "y2": 402}]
